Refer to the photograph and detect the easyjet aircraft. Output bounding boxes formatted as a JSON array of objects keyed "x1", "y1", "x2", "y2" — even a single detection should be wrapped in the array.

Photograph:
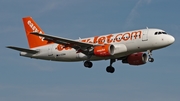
[{"x1": 7, "y1": 16, "x2": 175, "y2": 73}]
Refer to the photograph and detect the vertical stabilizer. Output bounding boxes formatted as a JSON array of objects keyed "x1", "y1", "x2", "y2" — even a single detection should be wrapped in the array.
[{"x1": 22, "y1": 16, "x2": 50, "y2": 48}]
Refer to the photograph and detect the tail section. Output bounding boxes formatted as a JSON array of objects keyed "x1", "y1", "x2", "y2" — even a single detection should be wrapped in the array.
[{"x1": 22, "y1": 16, "x2": 50, "y2": 48}]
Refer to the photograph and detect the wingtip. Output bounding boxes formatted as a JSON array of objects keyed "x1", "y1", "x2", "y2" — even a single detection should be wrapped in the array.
[
  {"x1": 30, "y1": 32, "x2": 40, "y2": 34},
  {"x1": 6, "y1": 46, "x2": 12, "y2": 48}
]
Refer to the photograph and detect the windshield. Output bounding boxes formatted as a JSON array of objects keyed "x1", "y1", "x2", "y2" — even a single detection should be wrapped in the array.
[{"x1": 154, "y1": 31, "x2": 167, "y2": 35}]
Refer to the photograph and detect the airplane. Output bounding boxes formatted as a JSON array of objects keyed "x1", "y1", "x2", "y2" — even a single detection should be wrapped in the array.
[{"x1": 7, "y1": 16, "x2": 175, "y2": 73}]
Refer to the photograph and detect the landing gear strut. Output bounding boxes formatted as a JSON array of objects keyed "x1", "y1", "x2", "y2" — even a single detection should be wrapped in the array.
[
  {"x1": 84, "y1": 61, "x2": 93, "y2": 68},
  {"x1": 147, "y1": 50, "x2": 154, "y2": 62},
  {"x1": 106, "y1": 59, "x2": 116, "y2": 73}
]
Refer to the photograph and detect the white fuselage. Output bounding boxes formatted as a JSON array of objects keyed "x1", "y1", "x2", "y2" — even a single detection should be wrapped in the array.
[{"x1": 20, "y1": 28, "x2": 175, "y2": 62}]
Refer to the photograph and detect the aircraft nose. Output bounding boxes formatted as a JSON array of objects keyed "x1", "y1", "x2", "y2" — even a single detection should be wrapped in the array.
[{"x1": 168, "y1": 35, "x2": 175, "y2": 44}]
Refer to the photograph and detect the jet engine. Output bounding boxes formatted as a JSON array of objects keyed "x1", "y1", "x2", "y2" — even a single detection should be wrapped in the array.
[
  {"x1": 93, "y1": 44, "x2": 115, "y2": 57},
  {"x1": 122, "y1": 52, "x2": 148, "y2": 65}
]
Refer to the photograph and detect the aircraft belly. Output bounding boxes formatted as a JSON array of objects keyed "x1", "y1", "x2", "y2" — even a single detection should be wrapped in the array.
[{"x1": 52, "y1": 50, "x2": 78, "y2": 61}]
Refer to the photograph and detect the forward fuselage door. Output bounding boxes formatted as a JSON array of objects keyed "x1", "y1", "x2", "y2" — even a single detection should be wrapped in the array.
[{"x1": 142, "y1": 29, "x2": 148, "y2": 41}]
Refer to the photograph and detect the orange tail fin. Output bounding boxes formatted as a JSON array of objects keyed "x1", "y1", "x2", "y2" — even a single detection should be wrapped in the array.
[{"x1": 22, "y1": 16, "x2": 50, "y2": 48}]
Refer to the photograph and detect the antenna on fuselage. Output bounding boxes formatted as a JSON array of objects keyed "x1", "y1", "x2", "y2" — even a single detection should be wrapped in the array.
[{"x1": 79, "y1": 37, "x2": 81, "y2": 41}]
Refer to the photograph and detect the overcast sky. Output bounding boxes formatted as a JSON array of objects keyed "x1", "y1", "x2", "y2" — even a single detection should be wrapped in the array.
[{"x1": 0, "y1": 0, "x2": 180, "y2": 101}]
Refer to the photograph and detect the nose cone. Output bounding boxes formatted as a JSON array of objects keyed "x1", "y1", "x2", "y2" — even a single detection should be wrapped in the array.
[{"x1": 168, "y1": 35, "x2": 175, "y2": 44}]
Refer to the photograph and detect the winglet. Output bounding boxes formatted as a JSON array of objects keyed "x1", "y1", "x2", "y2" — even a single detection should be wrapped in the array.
[{"x1": 22, "y1": 16, "x2": 51, "y2": 48}]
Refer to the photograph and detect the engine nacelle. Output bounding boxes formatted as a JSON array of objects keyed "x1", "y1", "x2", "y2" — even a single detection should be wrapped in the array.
[
  {"x1": 122, "y1": 52, "x2": 148, "y2": 65},
  {"x1": 93, "y1": 44, "x2": 115, "y2": 57},
  {"x1": 113, "y1": 44, "x2": 127, "y2": 55}
]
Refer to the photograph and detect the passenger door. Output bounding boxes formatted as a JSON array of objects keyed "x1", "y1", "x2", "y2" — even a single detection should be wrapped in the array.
[{"x1": 142, "y1": 29, "x2": 148, "y2": 41}]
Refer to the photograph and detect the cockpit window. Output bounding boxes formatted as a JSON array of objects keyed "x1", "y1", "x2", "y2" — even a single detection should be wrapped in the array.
[
  {"x1": 158, "y1": 32, "x2": 162, "y2": 34},
  {"x1": 162, "y1": 32, "x2": 167, "y2": 34},
  {"x1": 154, "y1": 31, "x2": 167, "y2": 35}
]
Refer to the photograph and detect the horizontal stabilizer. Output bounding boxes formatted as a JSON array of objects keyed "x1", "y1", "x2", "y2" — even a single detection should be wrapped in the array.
[{"x1": 7, "y1": 46, "x2": 39, "y2": 54}]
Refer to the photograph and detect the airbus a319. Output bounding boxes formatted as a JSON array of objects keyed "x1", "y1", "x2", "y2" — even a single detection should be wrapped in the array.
[{"x1": 7, "y1": 16, "x2": 175, "y2": 73}]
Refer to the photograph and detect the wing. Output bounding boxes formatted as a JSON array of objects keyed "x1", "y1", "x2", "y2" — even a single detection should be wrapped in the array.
[
  {"x1": 7, "y1": 46, "x2": 39, "y2": 54},
  {"x1": 30, "y1": 32, "x2": 94, "y2": 50}
]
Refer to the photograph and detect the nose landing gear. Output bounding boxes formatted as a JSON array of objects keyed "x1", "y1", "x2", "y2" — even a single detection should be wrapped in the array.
[{"x1": 147, "y1": 50, "x2": 154, "y2": 62}]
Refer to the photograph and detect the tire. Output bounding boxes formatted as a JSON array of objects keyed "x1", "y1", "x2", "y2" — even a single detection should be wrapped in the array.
[
  {"x1": 148, "y1": 58, "x2": 154, "y2": 62},
  {"x1": 84, "y1": 61, "x2": 93, "y2": 68},
  {"x1": 106, "y1": 66, "x2": 115, "y2": 73}
]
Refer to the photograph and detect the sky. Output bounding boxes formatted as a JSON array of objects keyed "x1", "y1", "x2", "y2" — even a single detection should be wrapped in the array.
[{"x1": 0, "y1": 0, "x2": 180, "y2": 101}]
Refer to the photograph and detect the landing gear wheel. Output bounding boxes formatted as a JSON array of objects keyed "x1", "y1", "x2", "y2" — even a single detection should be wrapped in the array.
[
  {"x1": 148, "y1": 58, "x2": 154, "y2": 62},
  {"x1": 106, "y1": 66, "x2": 115, "y2": 73},
  {"x1": 84, "y1": 61, "x2": 93, "y2": 68}
]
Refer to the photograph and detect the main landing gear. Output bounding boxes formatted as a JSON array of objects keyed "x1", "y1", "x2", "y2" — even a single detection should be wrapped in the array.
[
  {"x1": 106, "y1": 59, "x2": 116, "y2": 73},
  {"x1": 147, "y1": 50, "x2": 154, "y2": 62},
  {"x1": 84, "y1": 61, "x2": 93, "y2": 68},
  {"x1": 84, "y1": 59, "x2": 116, "y2": 73}
]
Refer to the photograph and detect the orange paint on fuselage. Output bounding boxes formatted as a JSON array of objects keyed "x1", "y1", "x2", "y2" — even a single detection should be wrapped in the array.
[{"x1": 56, "y1": 44, "x2": 72, "y2": 51}]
